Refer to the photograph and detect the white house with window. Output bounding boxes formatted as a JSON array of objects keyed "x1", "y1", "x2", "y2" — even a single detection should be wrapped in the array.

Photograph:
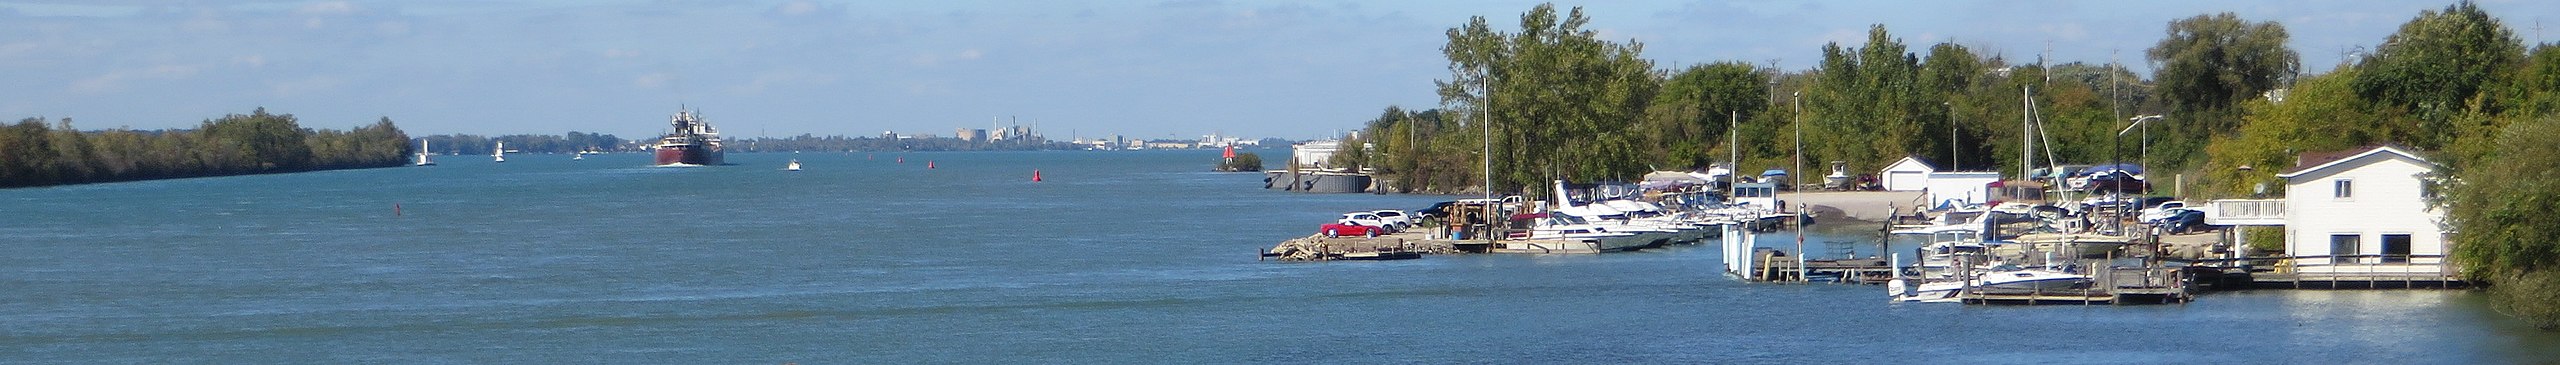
[
  {"x1": 2273, "y1": 146, "x2": 2448, "y2": 274},
  {"x1": 1878, "y1": 156, "x2": 1935, "y2": 191}
]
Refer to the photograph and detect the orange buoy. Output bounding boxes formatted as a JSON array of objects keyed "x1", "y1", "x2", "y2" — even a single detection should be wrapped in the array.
[{"x1": 1033, "y1": 170, "x2": 1043, "y2": 182}]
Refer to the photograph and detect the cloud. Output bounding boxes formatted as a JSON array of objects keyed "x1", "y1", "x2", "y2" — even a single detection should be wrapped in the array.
[
  {"x1": 69, "y1": 64, "x2": 200, "y2": 94},
  {"x1": 633, "y1": 72, "x2": 674, "y2": 89},
  {"x1": 732, "y1": 69, "x2": 841, "y2": 94},
  {"x1": 908, "y1": 49, "x2": 984, "y2": 67},
  {"x1": 264, "y1": 75, "x2": 342, "y2": 96},
  {"x1": 295, "y1": 1, "x2": 361, "y2": 17}
]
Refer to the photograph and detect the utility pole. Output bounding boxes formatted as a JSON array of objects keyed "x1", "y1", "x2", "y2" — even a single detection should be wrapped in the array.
[
  {"x1": 1480, "y1": 66, "x2": 1494, "y2": 219},
  {"x1": 1793, "y1": 91, "x2": 1803, "y2": 193},
  {"x1": 1946, "y1": 101, "x2": 1957, "y2": 170}
]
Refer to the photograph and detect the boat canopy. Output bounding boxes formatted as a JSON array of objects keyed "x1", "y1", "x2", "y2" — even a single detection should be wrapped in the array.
[
  {"x1": 1761, "y1": 169, "x2": 1789, "y2": 177},
  {"x1": 2080, "y1": 163, "x2": 2143, "y2": 176}
]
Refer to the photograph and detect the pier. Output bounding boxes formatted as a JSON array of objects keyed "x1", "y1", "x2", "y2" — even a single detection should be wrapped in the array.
[{"x1": 1262, "y1": 232, "x2": 1459, "y2": 262}]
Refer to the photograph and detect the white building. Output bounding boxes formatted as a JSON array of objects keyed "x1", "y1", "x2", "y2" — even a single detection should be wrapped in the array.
[
  {"x1": 1878, "y1": 156, "x2": 1936, "y2": 191},
  {"x1": 1921, "y1": 172, "x2": 2001, "y2": 208},
  {"x1": 2272, "y1": 146, "x2": 2448, "y2": 274}
]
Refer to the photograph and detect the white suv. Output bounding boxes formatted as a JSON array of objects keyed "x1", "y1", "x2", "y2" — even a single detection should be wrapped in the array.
[
  {"x1": 1339, "y1": 212, "x2": 1398, "y2": 233},
  {"x1": 1370, "y1": 210, "x2": 1413, "y2": 231}
]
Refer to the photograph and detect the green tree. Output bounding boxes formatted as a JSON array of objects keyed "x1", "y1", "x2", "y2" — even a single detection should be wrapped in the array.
[
  {"x1": 2200, "y1": 69, "x2": 2380, "y2": 198},
  {"x1": 2147, "y1": 12, "x2": 2298, "y2": 129},
  {"x1": 2445, "y1": 113, "x2": 2560, "y2": 330},
  {"x1": 2353, "y1": 1, "x2": 2525, "y2": 149},
  {"x1": 1640, "y1": 61, "x2": 1767, "y2": 170},
  {"x1": 1432, "y1": 3, "x2": 1658, "y2": 196}
]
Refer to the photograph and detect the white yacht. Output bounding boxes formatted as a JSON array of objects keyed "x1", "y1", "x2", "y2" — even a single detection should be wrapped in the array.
[{"x1": 413, "y1": 139, "x2": 436, "y2": 166}]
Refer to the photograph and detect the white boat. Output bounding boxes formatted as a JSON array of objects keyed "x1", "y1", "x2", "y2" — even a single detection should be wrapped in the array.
[
  {"x1": 413, "y1": 139, "x2": 437, "y2": 166},
  {"x1": 492, "y1": 141, "x2": 507, "y2": 163},
  {"x1": 1889, "y1": 277, "x2": 1965, "y2": 303},
  {"x1": 1502, "y1": 213, "x2": 1653, "y2": 253},
  {"x1": 1968, "y1": 266, "x2": 2095, "y2": 294},
  {"x1": 2000, "y1": 233, "x2": 2134, "y2": 259},
  {"x1": 785, "y1": 159, "x2": 802, "y2": 171}
]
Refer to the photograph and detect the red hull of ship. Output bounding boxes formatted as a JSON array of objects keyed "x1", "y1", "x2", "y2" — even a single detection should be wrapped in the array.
[{"x1": 653, "y1": 146, "x2": 724, "y2": 166}]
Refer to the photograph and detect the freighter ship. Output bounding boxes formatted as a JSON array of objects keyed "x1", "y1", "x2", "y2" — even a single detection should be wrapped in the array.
[{"x1": 653, "y1": 108, "x2": 726, "y2": 167}]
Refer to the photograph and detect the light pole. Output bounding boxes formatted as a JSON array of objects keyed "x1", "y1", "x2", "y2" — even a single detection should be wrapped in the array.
[
  {"x1": 2116, "y1": 115, "x2": 2160, "y2": 229},
  {"x1": 1945, "y1": 101, "x2": 1956, "y2": 170},
  {"x1": 2129, "y1": 114, "x2": 2162, "y2": 195},
  {"x1": 1792, "y1": 91, "x2": 1803, "y2": 193}
]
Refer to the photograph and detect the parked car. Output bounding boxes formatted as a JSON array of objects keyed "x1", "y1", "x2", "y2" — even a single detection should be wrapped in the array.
[
  {"x1": 1415, "y1": 201, "x2": 1458, "y2": 219},
  {"x1": 1339, "y1": 212, "x2": 1397, "y2": 232},
  {"x1": 2139, "y1": 201, "x2": 2190, "y2": 223},
  {"x1": 1370, "y1": 210, "x2": 1413, "y2": 230},
  {"x1": 1320, "y1": 222, "x2": 1385, "y2": 237},
  {"x1": 2155, "y1": 210, "x2": 2206, "y2": 234}
]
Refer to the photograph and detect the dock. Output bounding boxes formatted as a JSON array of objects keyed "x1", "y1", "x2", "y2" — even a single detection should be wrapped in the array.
[
  {"x1": 1734, "y1": 248, "x2": 1894, "y2": 283},
  {"x1": 1959, "y1": 266, "x2": 2192, "y2": 305}
]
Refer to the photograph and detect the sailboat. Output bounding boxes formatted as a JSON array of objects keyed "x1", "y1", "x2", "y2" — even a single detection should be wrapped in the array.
[
  {"x1": 414, "y1": 139, "x2": 437, "y2": 166},
  {"x1": 492, "y1": 141, "x2": 507, "y2": 163},
  {"x1": 785, "y1": 159, "x2": 802, "y2": 171}
]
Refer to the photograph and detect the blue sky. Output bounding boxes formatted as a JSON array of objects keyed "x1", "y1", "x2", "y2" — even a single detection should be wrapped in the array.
[{"x1": 0, "y1": 1, "x2": 2549, "y2": 140}]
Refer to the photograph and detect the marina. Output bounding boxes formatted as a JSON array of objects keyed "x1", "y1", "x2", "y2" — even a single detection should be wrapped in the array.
[
  {"x1": 1261, "y1": 145, "x2": 2477, "y2": 309},
  {"x1": 0, "y1": 150, "x2": 2550, "y2": 362}
]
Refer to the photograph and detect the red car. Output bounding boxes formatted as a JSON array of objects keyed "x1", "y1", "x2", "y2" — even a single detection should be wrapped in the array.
[{"x1": 1320, "y1": 222, "x2": 1385, "y2": 237}]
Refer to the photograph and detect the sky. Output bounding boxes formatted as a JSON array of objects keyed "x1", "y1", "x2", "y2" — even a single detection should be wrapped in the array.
[{"x1": 0, "y1": 1, "x2": 2551, "y2": 140}]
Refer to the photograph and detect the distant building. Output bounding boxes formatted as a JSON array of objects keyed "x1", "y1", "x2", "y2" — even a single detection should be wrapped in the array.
[
  {"x1": 1878, "y1": 156, "x2": 1935, "y2": 192},
  {"x1": 882, "y1": 131, "x2": 898, "y2": 139},
  {"x1": 957, "y1": 128, "x2": 987, "y2": 142}
]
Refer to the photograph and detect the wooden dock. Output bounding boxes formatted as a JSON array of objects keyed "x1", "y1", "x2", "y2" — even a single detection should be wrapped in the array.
[
  {"x1": 1960, "y1": 266, "x2": 2193, "y2": 305},
  {"x1": 1737, "y1": 248, "x2": 1895, "y2": 283}
]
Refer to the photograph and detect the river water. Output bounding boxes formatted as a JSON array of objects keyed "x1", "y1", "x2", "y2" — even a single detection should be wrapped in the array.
[{"x1": 1, "y1": 150, "x2": 2553, "y2": 363}]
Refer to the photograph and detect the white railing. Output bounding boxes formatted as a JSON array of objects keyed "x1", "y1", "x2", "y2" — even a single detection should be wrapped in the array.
[{"x1": 2204, "y1": 199, "x2": 2286, "y2": 226}]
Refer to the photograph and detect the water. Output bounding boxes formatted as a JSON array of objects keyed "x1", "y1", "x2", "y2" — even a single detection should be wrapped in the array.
[{"x1": 2, "y1": 150, "x2": 2555, "y2": 363}]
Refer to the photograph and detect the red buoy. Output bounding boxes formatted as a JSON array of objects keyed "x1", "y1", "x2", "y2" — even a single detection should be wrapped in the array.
[
  {"x1": 928, "y1": 161, "x2": 936, "y2": 169},
  {"x1": 1033, "y1": 170, "x2": 1043, "y2": 182}
]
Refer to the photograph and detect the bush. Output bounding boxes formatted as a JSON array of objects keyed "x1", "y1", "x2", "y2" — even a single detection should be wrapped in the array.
[{"x1": 2490, "y1": 270, "x2": 2560, "y2": 330}]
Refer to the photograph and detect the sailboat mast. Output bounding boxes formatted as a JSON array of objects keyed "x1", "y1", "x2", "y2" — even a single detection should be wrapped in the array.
[{"x1": 2020, "y1": 86, "x2": 2032, "y2": 181}]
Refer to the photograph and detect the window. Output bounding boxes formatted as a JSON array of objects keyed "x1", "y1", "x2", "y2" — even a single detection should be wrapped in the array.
[
  {"x1": 2333, "y1": 179, "x2": 2354, "y2": 199},
  {"x1": 2331, "y1": 234, "x2": 2362, "y2": 264},
  {"x1": 2382, "y1": 234, "x2": 2412, "y2": 263}
]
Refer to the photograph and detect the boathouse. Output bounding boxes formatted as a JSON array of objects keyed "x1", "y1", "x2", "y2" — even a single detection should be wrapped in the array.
[
  {"x1": 2272, "y1": 146, "x2": 2450, "y2": 276},
  {"x1": 1878, "y1": 156, "x2": 1935, "y2": 191}
]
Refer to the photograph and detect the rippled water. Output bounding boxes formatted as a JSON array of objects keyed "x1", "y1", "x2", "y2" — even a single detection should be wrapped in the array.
[{"x1": 1, "y1": 150, "x2": 2553, "y2": 363}]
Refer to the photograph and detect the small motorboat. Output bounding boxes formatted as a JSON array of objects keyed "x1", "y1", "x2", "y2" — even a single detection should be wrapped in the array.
[{"x1": 785, "y1": 159, "x2": 802, "y2": 171}]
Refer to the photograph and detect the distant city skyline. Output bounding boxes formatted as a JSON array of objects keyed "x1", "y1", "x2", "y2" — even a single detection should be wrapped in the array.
[{"x1": 0, "y1": 0, "x2": 2549, "y2": 139}]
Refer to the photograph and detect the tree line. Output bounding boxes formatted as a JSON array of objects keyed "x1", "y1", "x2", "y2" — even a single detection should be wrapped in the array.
[
  {"x1": 1345, "y1": 2, "x2": 2560, "y2": 328},
  {"x1": 726, "y1": 134, "x2": 1078, "y2": 152},
  {"x1": 420, "y1": 132, "x2": 631, "y2": 155},
  {"x1": 0, "y1": 108, "x2": 410, "y2": 188}
]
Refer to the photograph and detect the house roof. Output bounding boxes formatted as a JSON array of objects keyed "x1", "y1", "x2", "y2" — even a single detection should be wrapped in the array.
[
  {"x1": 1880, "y1": 156, "x2": 1936, "y2": 172},
  {"x1": 2275, "y1": 145, "x2": 2436, "y2": 178}
]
